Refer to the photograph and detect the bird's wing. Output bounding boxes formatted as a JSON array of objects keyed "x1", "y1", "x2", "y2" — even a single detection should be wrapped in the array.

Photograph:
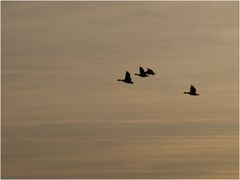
[
  {"x1": 140, "y1": 67, "x2": 145, "y2": 74},
  {"x1": 190, "y1": 85, "x2": 196, "y2": 94},
  {"x1": 147, "y1": 68, "x2": 154, "y2": 73},
  {"x1": 125, "y1": 71, "x2": 132, "y2": 80},
  {"x1": 145, "y1": 69, "x2": 150, "y2": 73}
]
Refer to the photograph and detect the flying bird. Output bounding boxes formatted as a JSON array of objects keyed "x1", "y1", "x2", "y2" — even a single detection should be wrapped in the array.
[
  {"x1": 134, "y1": 66, "x2": 149, "y2": 77},
  {"x1": 117, "y1": 71, "x2": 133, "y2": 84},
  {"x1": 145, "y1": 68, "x2": 156, "y2": 76},
  {"x1": 184, "y1": 85, "x2": 199, "y2": 96}
]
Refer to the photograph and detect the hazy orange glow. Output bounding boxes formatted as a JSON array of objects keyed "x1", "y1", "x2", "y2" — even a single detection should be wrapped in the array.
[{"x1": 1, "y1": 2, "x2": 238, "y2": 178}]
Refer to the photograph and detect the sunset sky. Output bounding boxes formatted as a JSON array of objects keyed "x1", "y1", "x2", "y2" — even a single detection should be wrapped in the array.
[{"x1": 1, "y1": 1, "x2": 239, "y2": 178}]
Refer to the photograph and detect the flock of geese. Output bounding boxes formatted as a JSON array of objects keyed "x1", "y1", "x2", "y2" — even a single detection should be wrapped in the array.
[{"x1": 117, "y1": 66, "x2": 199, "y2": 96}]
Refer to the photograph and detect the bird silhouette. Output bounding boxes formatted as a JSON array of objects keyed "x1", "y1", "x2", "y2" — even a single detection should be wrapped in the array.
[
  {"x1": 184, "y1": 85, "x2": 199, "y2": 96},
  {"x1": 117, "y1": 71, "x2": 133, "y2": 84},
  {"x1": 145, "y1": 68, "x2": 156, "y2": 76},
  {"x1": 134, "y1": 67, "x2": 149, "y2": 77}
]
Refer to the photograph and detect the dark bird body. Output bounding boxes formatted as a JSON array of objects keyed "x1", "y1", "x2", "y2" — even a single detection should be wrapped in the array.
[
  {"x1": 134, "y1": 67, "x2": 149, "y2": 77},
  {"x1": 184, "y1": 85, "x2": 199, "y2": 96},
  {"x1": 117, "y1": 71, "x2": 133, "y2": 84},
  {"x1": 145, "y1": 68, "x2": 156, "y2": 76}
]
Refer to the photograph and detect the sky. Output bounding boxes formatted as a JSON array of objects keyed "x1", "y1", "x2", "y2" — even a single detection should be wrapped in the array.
[{"x1": 1, "y1": 1, "x2": 239, "y2": 179}]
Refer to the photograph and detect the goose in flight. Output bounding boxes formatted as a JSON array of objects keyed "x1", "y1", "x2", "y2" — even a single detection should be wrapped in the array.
[
  {"x1": 134, "y1": 67, "x2": 148, "y2": 77},
  {"x1": 145, "y1": 68, "x2": 156, "y2": 76},
  {"x1": 184, "y1": 85, "x2": 199, "y2": 96},
  {"x1": 117, "y1": 71, "x2": 133, "y2": 84}
]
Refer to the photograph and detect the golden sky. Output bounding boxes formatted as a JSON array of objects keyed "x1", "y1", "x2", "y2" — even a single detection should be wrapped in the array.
[{"x1": 1, "y1": 1, "x2": 239, "y2": 178}]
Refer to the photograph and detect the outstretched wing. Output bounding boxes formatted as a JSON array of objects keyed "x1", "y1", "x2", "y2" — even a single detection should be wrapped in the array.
[
  {"x1": 125, "y1": 71, "x2": 132, "y2": 81},
  {"x1": 147, "y1": 68, "x2": 153, "y2": 73},
  {"x1": 139, "y1": 67, "x2": 145, "y2": 74},
  {"x1": 190, "y1": 85, "x2": 196, "y2": 94},
  {"x1": 145, "y1": 69, "x2": 150, "y2": 73}
]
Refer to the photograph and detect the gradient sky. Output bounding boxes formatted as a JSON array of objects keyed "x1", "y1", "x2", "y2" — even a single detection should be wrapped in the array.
[{"x1": 1, "y1": 1, "x2": 239, "y2": 178}]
